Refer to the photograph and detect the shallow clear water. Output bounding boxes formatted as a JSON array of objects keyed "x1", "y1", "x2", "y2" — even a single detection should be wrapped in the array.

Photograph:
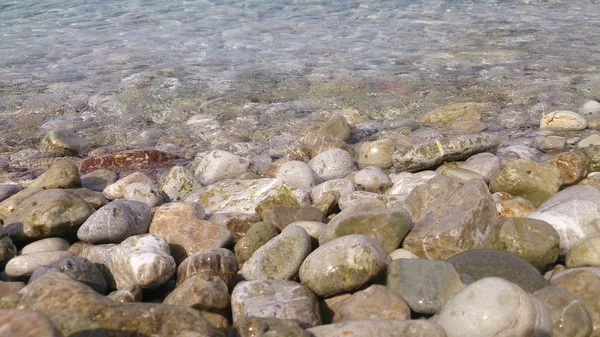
[{"x1": 1, "y1": 0, "x2": 600, "y2": 156}]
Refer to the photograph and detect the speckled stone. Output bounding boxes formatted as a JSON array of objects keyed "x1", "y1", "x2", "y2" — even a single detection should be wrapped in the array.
[
  {"x1": 319, "y1": 208, "x2": 411, "y2": 254},
  {"x1": 386, "y1": 258, "x2": 464, "y2": 315},
  {"x1": 276, "y1": 161, "x2": 321, "y2": 191},
  {"x1": 334, "y1": 284, "x2": 410, "y2": 322},
  {"x1": 308, "y1": 148, "x2": 356, "y2": 181},
  {"x1": 102, "y1": 171, "x2": 155, "y2": 200},
  {"x1": 446, "y1": 249, "x2": 547, "y2": 293},
  {"x1": 357, "y1": 138, "x2": 396, "y2": 169},
  {"x1": 534, "y1": 286, "x2": 593, "y2": 337},
  {"x1": 234, "y1": 221, "x2": 278, "y2": 264},
  {"x1": 0, "y1": 309, "x2": 63, "y2": 337},
  {"x1": 163, "y1": 273, "x2": 230, "y2": 311},
  {"x1": 231, "y1": 279, "x2": 321, "y2": 328},
  {"x1": 498, "y1": 217, "x2": 560, "y2": 271},
  {"x1": 29, "y1": 255, "x2": 107, "y2": 294},
  {"x1": 177, "y1": 248, "x2": 239, "y2": 287},
  {"x1": 123, "y1": 182, "x2": 163, "y2": 207},
  {"x1": 566, "y1": 233, "x2": 600, "y2": 268},
  {"x1": 299, "y1": 234, "x2": 390, "y2": 297},
  {"x1": 4, "y1": 251, "x2": 73, "y2": 277},
  {"x1": 40, "y1": 129, "x2": 90, "y2": 156},
  {"x1": 195, "y1": 150, "x2": 250, "y2": 185},
  {"x1": 540, "y1": 110, "x2": 588, "y2": 131},
  {"x1": 77, "y1": 199, "x2": 151, "y2": 244},
  {"x1": 436, "y1": 277, "x2": 552, "y2": 337},
  {"x1": 307, "y1": 320, "x2": 447, "y2": 337},
  {"x1": 527, "y1": 185, "x2": 600, "y2": 255},
  {"x1": 241, "y1": 225, "x2": 311, "y2": 281},
  {"x1": 160, "y1": 165, "x2": 199, "y2": 202},
  {"x1": 80, "y1": 169, "x2": 118, "y2": 192},
  {"x1": 3, "y1": 189, "x2": 95, "y2": 242}
]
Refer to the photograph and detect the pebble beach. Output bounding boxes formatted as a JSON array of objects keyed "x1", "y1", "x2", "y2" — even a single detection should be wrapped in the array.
[{"x1": 2, "y1": 1, "x2": 600, "y2": 337}]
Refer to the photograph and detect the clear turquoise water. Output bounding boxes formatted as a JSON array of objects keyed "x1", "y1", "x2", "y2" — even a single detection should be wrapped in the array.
[{"x1": 1, "y1": 0, "x2": 600, "y2": 155}]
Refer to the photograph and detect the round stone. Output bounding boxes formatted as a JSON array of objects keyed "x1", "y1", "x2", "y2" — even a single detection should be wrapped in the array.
[
  {"x1": 195, "y1": 150, "x2": 250, "y2": 185},
  {"x1": 276, "y1": 161, "x2": 321, "y2": 191},
  {"x1": 352, "y1": 166, "x2": 392, "y2": 192},
  {"x1": 577, "y1": 134, "x2": 600, "y2": 149},
  {"x1": 103, "y1": 172, "x2": 156, "y2": 200},
  {"x1": 308, "y1": 148, "x2": 356, "y2": 181},
  {"x1": 357, "y1": 138, "x2": 396, "y2": 169},
  {"x1": 540, "y1": 110, "x2": 588, "y2": 131},
  {"x1": 40, "y1": 129, "x2": 90, "y2": 156},
  {"x1": 580, "y1": 100, "x2": 600, "y2": 115}
]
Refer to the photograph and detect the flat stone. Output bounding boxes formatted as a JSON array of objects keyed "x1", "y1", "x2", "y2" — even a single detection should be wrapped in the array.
[
  {"x1": 403, "y1": 178, "x2": 500, "y2": 260},
  {"x1": 527, "y1": 185, "x2": 600, "y2": 254},
  {"x1": 123, "y1": 182, "x2": 163, "y2": 207},
  {"x1": 566, "y1": 233, "x2": 600, "y2": 268},
  {"x1": 498, "y1": 217, "x2": 560, "y2": 271},
  {"x1": 319, "y1": 208, "x2": 411, "y2": 254},
  {"x1": 4, "y1": 251, "x2": 73, "y2": 277},
  {"x1": 392, "y1": 133, "x2": 500, "y2": 172},
  {"x1": 77, "y1": 199, "x2": 151, "y2": 244},
  {"x1": 534, "y1": 286, "x2": 593, "y2": 337},
  {"x1": 543, "y1": 151, "x2": 589, "y2": 186},
  {"x1": 80, "y1": 169, "x2": 118, "y2": 192},
  {"x1": 299, "y1": 234, "x2": 390, "y2": 297},
  {"x1": 80, "y1": 234, "x2": 175, "y2": 289},
  {"x1": 333, "y1": 285, "x2": 410, "y2": 322},
  {"x1": 550, "y1": 268, "x2": 600, "y2": 335},
  {"x1": 102, "y1": 171, "x2": 156, "y2": 200},
  {"x1": 163, "y1": 273, "x2": 230, "y2": 311},
  {"x1": 29, "y1": 255, "x2": 107, "y2": 294},
  {"x1": 4, "y1": 189, "x2": 95, "y2": 242},
  {"x1": 177, "y1": 248, "x2": 239, "y2": 287},
  {"x1": 0, "y1": 309, "x2": 63, "y2": 337},
  {"x1": 209, "y1": 212, "x2": 260, "y2": 242},
  {"x1": 195, "y1": 150, "x2": 250, "y2": 185},
  {"x1": 386, "y1": 258, "x2": 464, "y2": 315},
  {"x1": 276, "y1": 161, "x2": 321, "y2": 191},
  {"x1": 307, "y1": 320, "x2": 447, "y2": 337},
  {"x1": 5, "y1": 272, "x2": 221, "y2": 336},
  {"x1": 234, "y1": 221, "x2": 278, "y2": 264},
  {"x1": 231, "y1": 279, "x2": 321, "y2": 328},
  {"x1": 357, "y1": 138, "x2": 396, "y2": 169},
  {"x1": 78, "y1": 148, "x2": 180, "y2": 174},
  {"x1": 27, "y1": 161, "x2": 82, "y2": 190},
  {"x1": 446, "y1": 249, "x2": 547, "y2": 293},
  {"x1": 40, "y1": 129, "x2": 90, "y2": 156},
  {"x1": 540, "y1": 110, "x2": 588, "y2": 131},
  {"x1": 241, "y1": 225, "x2": 311, "y2": 281},
  {"x1": 160, "y1": 165, "x2": 199, "y2": 202},
  {"x1": 308, "y1": 148, "x2": 356, "y2": 181},
  {"x1": 436, "y1": 277, "x2": 552, "y2": 337},
  {"x1": 493, "y1": 192, "x2": 536, "y2": 219},
  {"x1": 185, "y1": 178, "x2": 299, "y2": 216},
  {"x1": 149, "y1": 202, "x2": 231, "y2": 264},
  {"x1": 490, "y1": 158, "x2": 562, "y2": 207}
]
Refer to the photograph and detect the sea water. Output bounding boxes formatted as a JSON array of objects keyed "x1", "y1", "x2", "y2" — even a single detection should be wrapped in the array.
[{"x1": 1, "y1": 0, "x2": 600, "y2": 157}]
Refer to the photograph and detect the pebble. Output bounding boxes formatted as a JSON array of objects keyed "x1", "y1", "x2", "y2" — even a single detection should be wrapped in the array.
[
  {"x1": 195, "y1": 150, "x2": 250, "y2": 185},
  {"x1": 436, "y1": 277, "x2": 553, "y2": 337},
  {"x1": 234, "y1": 221, "x2": 278, "y2": 264},
  {"x1": 282, "y1": 221, "x2": 325, "y2": 248},
  {"x1": 4, "y1": 251, "x2": 73, "y2": 277},
  {"x1": 388, "y1": 248, "x2": 419, "y2": 260},
  {"x1": 498, "y1": 217, "x2": 560, "y2": 271},
  {"x1": 77, "y1": 199, "x2": 152, "y2": 244},
  {"x1": 490, "y1": 158, "x2": 562, "y2": 207},
  {"x1": 533, "y1": 286, "x2": 593, "y2": 337},
  {"x1": 80, "y1": 169, "x2": 118, "y2": 192},
  {"x1": 27, "y1": 160, "x2": 82, "y2": 189},
  {"x1": 40, "y1": 129, "x2": 90, "y2": 156},
  {"x1": 497, "y1": 144, "x2": 541, "y2": 161},
  {"x1": 352, "y1": 166, "x2": 392, "y2": 192},
  {"x1": 337, "y1": 191, "x2": 388, "y2": 211},
  {"x1": 177, "y1": 248, "x2": 239, "y2": 287},
  {"x1": 241, "y1": 225, "x2": 311, "y2": 281},
  {"x1": 308, "y1": 148, "x2": 356, "y2": 181},
  {"x1": 387, "y1": 258, "x2": 463, "y2": 315},
  {"x1": 319, "y1": 208, "x2": 411, "y2": 254},
  {"x1": 68, "y1": 188, "x2": 109, "y2": 209},
  {"x1": 299, "y1": 234, "x2": 390, "y2": 297},
  {"x1": 102, "y1": 171, "x2": 156, "y2": 200},
  {"x1": 566, "y1": 232, "x2": 600, "y2": 268},
  {"x1": 540, "y1": 110, "x2": 588, "y2": 131},
  {"x1": 307, "y1": 320, "x2": 447, "y2": 337},
  {"x1": 357, "y1": 138, "x2": 396, "y2": 169},
  {"x1": 578, "y1": 133, "x2": 600, "y2": 148},
  {"x1": 163, "y1": 273, "x2": 230, "y2": 311},
  {"x1": 160, "y1": 165, "x2": 199, "y2": 201},
  {"x1": 275, "y1": 160, "x2": 321, "y2": 191},
  {"x1": 403, "y1": 178, "x2": 500, "y2": 260},
  {"x1": 310, "y1": 178, "x2": 356, "y2": 202},
  {"x1": 440, "y1": 167, "x2": 486, "y2": 184},
  {"x1": 534, "y1": 135, "x2": 567, "y2": 153},
  {"x1": 446, "y1": 249, "x2": 547, "y2": 293},
  {"x1": 123, "y1": 181, "x2": 163, "y2": 207},
  {"x1": 333, "y1": 285, "x2": 410, "y2": 322},
  {"x1": 0, "y1": 309, "x2": 63, "y2": 337},
  {"x1": 527, "y1": 184, "x2": 600, "y2": 254},
  {"x1": 543, "y1": 151, "x2": 589, "y2": 186},
  {"x1": 581, "y1": 100, "x2": 600, "y2": 115},
  {"x1": 458, "y1": 152, "x2": 500, "y2": 182},
  {"x1": 29, "y1": 255, "x2": 107, "y2": 294},
  {"x1": 231, "y1": 279, "x2": 321, "y2": 327}
]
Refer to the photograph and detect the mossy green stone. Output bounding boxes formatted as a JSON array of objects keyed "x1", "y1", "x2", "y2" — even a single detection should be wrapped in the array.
[{"x1": 235, "y1": 221, "x2": 279, "y2": 264}]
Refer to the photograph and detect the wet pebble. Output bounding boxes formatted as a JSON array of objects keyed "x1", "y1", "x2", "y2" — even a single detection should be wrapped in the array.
[{"x1": 308, "y1": 148, "x2": 356, "y2": 181}]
